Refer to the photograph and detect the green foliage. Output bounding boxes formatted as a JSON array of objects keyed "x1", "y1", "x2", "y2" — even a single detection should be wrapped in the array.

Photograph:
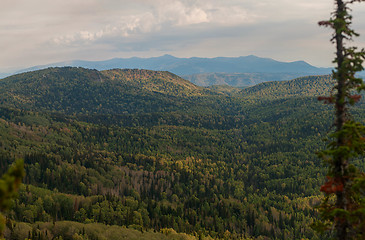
[
  {"x1": 240, "y1": 75, "x2": 334, "y2": 100},
  {"x1": 184, "y1": 72, "x2": 317, "y2": 87},
  {"x1": 5, "y1": 220, "x2": 200, "y2": 240},
  {"x1": 313, "y1": 0, "x2": 365, "y2": 239},
  {"x1": 0, "y1": 67, "x2": 360, "y2": 239},
  {"x1": 0, "y1": 68, "x2": 211, "y2": 115},
  {"x1": 0, "y1": 159, "x2": 24, "y2": 238}
]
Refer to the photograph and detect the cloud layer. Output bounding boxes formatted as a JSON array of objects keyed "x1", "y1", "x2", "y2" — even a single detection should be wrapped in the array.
[{"x1": 1, "y1": 0, "x2": 365, "y2": 71}]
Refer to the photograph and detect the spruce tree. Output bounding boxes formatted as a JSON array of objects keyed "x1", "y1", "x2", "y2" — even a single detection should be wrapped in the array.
[{"x1": 313, "y1": 0, "x2": 365, "y2": 239}]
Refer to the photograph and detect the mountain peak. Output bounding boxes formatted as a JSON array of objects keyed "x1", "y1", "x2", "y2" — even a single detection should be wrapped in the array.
[
  {"x1": 243, "y1": 55, "x2": 260, "y2": 59},
  {"x1": 159, "y1": 54, "x2": 177, "y2": 59}
]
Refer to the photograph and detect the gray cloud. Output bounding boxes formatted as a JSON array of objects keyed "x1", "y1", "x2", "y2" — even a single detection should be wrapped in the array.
[{"x1": 1, "y1": 0, "x2": 365, "y2": 71}]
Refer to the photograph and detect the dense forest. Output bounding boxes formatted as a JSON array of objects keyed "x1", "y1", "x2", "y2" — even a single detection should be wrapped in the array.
[{"x1": 0, "y1": 67, "x2": 364, "y2": 239}]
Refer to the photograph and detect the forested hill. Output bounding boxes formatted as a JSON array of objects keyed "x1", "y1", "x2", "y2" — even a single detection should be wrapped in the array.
[
  {"x1": 239, "y1": 75, "x2": 334, "y2": 100},
  {"x1": 0, "y1": 67, "x2": 334, "y2": 115},
  {"x1": 0, "y1": 67, "x2": 212, "y2": 115},
  {"x1": 2, "y1": 68, "x2": 361, "y2": 239}
]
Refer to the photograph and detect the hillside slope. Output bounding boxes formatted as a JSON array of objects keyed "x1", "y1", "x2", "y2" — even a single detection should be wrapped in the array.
[
  {"x1": 239, "y1": 75, "x2": 334, "y2": 99},
  {"x1": 2, "y1": 68, "x2": 361, "y2": 240},
  {"x1": 0, "y1": 67, "x2": 212, "y2": 115},
  {"x1": 183, "y1": 72, "x2": 330, "y2": 87}
]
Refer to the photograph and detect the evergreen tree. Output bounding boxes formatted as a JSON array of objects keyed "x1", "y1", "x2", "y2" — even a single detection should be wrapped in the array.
[
  {"x1": 0, "y1": 159, "x2": 25, "y2": 239},
  {"x1": 313, "y1": 0, "x2": 365, "y2": 239}
]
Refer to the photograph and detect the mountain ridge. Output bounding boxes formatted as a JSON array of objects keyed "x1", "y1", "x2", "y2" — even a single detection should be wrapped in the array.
[
  {"x1": 0, "y1": 67, "x2": 337, "y2": 120},
  {"x1": 1, "y1": 55, "x2": 333, "y2": 82},
  {"x1": 0, "y1": 67, "x2": 214, "y2": 115}
]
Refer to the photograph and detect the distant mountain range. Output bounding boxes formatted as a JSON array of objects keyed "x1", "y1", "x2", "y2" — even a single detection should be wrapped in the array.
[{"x1": 0, "y1": 55, "x2": 335, "y2": 87}]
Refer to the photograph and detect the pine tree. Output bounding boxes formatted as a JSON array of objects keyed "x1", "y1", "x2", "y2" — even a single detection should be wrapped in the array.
[{"x1": 313, "y1": 0, "x2": 365, "y2": 239}]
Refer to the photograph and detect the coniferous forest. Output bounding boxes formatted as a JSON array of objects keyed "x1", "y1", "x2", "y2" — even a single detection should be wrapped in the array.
[{"x1": 0, "y1": 67, "x2": 364, "y2": 239}]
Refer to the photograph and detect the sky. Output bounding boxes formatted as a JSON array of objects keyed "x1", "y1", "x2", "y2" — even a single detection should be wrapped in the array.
[{"x1": 1, "y1": 0, "x2": 365, "y2": 72}]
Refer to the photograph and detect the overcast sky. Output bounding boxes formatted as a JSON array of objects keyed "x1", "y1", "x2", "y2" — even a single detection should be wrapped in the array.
[{"x1": 1, "y1": 0, "x2": 365, "y2": 72}]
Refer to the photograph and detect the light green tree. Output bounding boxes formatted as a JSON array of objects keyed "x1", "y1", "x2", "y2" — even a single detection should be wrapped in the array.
[{"x1": 0, "y1": 160, "x2": 25, "y2": 239}]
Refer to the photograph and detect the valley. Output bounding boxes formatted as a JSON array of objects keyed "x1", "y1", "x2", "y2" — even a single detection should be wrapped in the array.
[{"x1": 1, "y1": 68, "x2": 363, "y2": 239}]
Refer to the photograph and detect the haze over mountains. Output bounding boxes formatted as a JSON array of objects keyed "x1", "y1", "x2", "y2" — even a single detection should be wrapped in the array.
[{"x1": 1, "y1": 55, "x2": 334, "y2": 87}]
